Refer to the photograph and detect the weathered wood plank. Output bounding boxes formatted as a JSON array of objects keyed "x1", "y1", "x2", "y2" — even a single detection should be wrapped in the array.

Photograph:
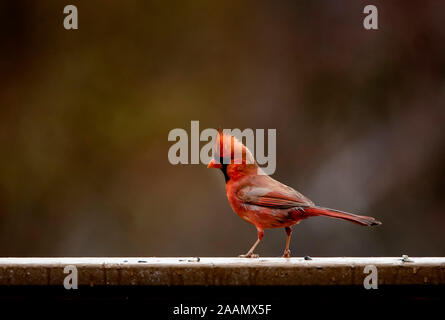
[{"x1": 0, "y1": 257, "x2": 444, "y2": 286}]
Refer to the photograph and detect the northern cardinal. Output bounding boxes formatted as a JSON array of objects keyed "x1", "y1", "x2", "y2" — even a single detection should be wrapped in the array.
[{"x1": 207, "y1": 132, "x2": 381, "y2": 258}]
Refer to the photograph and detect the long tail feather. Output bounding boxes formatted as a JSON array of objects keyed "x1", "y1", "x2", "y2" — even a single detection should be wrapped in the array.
[{"x1": 304, "y1": 206, "x2": 382, "y2": 226}]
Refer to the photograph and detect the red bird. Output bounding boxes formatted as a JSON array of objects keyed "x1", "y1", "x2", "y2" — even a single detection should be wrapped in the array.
[{"x1": 207, "y1": 132, "x2": 381, "y2": 258}]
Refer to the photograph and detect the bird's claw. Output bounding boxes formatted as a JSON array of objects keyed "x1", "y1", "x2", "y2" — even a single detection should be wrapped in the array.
[
  {"x1": 282, "y1": 249, "x2": 291, "y2": 258},
  {"x1": 239, "y1": 253, "x2": 259, "y2": 258}
]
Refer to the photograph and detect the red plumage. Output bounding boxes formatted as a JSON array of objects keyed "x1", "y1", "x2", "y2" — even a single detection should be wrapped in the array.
[{"x1": 208, "y1": 132, "x2": 381, "y2": 257}]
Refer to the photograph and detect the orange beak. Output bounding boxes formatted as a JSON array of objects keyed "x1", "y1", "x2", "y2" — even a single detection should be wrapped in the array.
[{"x1": 207, "y1": 159, "x2": 222, "y2": 169}]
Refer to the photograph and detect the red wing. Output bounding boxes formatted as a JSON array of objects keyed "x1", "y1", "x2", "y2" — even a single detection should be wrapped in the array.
[
  {"x1": 236, "y1": 176, "x2": 314, "y2": 209},
  {"x1": 248, "y1": 192, "x2": 308, "y2": 209}
]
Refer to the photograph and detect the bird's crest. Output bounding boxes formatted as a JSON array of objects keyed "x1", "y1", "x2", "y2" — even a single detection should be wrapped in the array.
[{"x1": 214, "y1": 130, "x2": 255, "y2": 165}]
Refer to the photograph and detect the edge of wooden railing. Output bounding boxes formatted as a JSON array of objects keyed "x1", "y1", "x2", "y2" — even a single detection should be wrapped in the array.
[{"x1": 0, "y1": 257, "x2": 444, "y2": 286}]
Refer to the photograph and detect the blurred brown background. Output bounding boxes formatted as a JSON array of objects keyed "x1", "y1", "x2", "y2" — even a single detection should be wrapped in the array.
[{"x1": 0, "y1": 0, "x2": 444, "y2": 257}]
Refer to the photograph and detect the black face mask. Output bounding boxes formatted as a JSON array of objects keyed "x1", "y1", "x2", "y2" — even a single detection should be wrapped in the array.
[
  {"x1": 220, "y1": 164, "x2": 230, "y2": 182},
  {"x1": 217, "y1": 156, "x2": 231, "y2": 182}
]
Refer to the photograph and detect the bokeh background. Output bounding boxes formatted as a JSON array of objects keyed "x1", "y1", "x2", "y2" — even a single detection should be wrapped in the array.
[{"x1": 0, "y1": 0, "x2": 444, "y2": 257}]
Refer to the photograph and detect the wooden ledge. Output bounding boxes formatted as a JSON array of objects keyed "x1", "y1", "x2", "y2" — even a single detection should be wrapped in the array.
[{"x1": 0, "y1": 257, "x2": 444, "y2": 286}]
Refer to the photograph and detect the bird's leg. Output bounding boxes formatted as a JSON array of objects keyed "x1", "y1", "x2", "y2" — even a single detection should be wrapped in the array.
[
  {"x1": 239, "y1": 228, "x2": 264, "y2": 258},
  {"x1": 282, "y1": 226, "x2": 292, "y2": 258}
]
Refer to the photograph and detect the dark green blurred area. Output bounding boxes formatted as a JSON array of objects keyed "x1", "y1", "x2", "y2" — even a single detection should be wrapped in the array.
[{"x1": 0, "y1": 1, "x2": 444, "y2": 256}]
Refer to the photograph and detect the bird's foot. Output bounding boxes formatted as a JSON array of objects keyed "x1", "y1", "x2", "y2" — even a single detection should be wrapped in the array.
[
  {"x1": 282, "y1": 249, "x2": 291, "y2": 258},
  {"x1": 239, "y1": 253, "x2": 259, "y2": 258}
]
